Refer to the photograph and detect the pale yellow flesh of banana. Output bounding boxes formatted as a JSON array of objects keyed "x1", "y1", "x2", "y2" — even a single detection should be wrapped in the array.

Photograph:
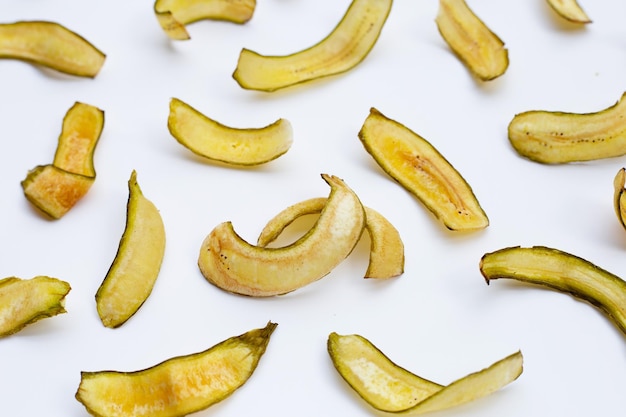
[
  {"x1": 508, "y1": 93, "x2": 626, "y2": 164},
  {"x1": 0, "y1": 21, "x2": 105, "y2": 77},
  {"x1": 257, "y1": 197, "x2": 404, "y2": 279},
  {"x1": 21, "y1": 102, "x2": 104, "y2": 219},
  {"x1": 76, "y1": 322, "x2": 277, "y2": 417},
  {"x1": 96, "y1": 170, "x2": 166, "y2": 328},
  {"x1": 546, "y1": 0, "x2": 591, "y2": 23},
  {"x1": 613, "y1": 168, "x2": 626, "y2": 230},
  {"x1": 480, "y1": 246, "x2": 626, "y2": 337},
  {"x1": 435, "y1": 0, "x2": 508, "y2": 81},
  {"x1": 232, "y1": 0, "x2": 392, "y2": 92},
  {"x1": 0, "y1": 276, "x2": 71, "y2": 337},
  {"x1": 168, "y1": 98, "x2": 293, "y2": 165},
  {"x1": 155, "y1": 0, "x2": 256, "y2": 40},
  {"x1": 328, "y1": 332, "x2": 523, "y2": 414},
  {"x1": 198, "y1": 174, "x2": 366, "y2": 296},
  {"x1": 358, "y1": 108, "x2": 488, "y2": 231}
]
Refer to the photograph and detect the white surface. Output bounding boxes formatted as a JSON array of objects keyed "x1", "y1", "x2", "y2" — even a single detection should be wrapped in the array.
[{"x1": 1, "y1": 0, "x2": 626, "y2": 416}]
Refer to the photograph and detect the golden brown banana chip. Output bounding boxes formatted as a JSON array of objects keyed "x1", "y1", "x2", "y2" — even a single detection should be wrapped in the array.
[{"x1": 546, "y1": 0, "x2": 591, "y2": 23}]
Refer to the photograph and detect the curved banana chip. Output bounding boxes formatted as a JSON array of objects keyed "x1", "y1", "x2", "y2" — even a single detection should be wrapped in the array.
[
  {"x1": 359, "y1": 108, "x2": 488, "y2": 231},
  {"x1": 436, "y1": 0, "x2": 508, "y2": 81},
  {"x1": 0, "y1": 21, "x2": 105, "y2": 77},
  {"x1": 480, "y1": 246, "x2": 626, "y2": 337},
  {"x1": 508, "y1": 93, "x2": 626, "y2": 164},
  {"x1": 232, "y1": 0, "x2": 392, "y2": 92},
  {"x1": 96, "y1": 171, "x2": 166, "y2": 328},
  {"x1": 154, "y1": 0, "x2": 256, "y2": 40},
  {"x1": 614, "y1": 168, "x2": 626, "y2": 230},
  {"x1": 0, "y1": 276, "x2": 71, "y2": 337},
  {"x1": 328, "y1": 332, "x2": 523, "y2": 414},
  {"x1": 198, "y1": 174, "x2": 366, "y2": 296},
  {"x1": 76, "y1": 321, "x2": 277, "y2": 417},
  {"x1": 257, "y1": 197, "x2": 404, "y2": 279},
  {"x1": 168, "y1": 98, "x2": 293, "y2": 166},
  {"x1": 546, "y1": 0, "x2": 591, "y2": 24}
]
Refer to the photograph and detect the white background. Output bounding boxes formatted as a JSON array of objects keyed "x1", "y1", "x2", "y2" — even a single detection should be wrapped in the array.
[{"x1": 1, "y1": 0, "x2": 626, "y2": 416}]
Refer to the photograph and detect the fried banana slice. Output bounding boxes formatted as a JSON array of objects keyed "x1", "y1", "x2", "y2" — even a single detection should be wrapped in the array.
[
  {"x1": 508, "y1": 93, "x2": 626, "y2": 164},
  {"x1": 480, "y1": 246, "x2": 626, "y2": 337},
  {"x1": 0, "y1": 21, "x2": 105, "y2": 77},
  {"x1": 154, "y1": 0, "x2": 256, "y2": 40},
  {"x1": 435, "y1": 0, "x2": 508, "y2": 81},
  {"x1": 21, "y1": 102, "x2": 104, "y2": 219},
  {"x1": 257, "y1": 197, "x2": 404, "y2": 279},
  {"x1": 546, "y1": 0, "x2": 591, "y2": 24},
  {"x1": 232, "y1": 0, "x2": 392, "y2": 91},
  {"x1": 328, "y1": 332, "x2": 523, "y2": 414},
  {"x1": 168, "y1": 98, "x2": 292, "y2": 165},
  {"x1": 96, "y1": 171, "x2": 166, "y2": 328},
  {"x1": 0, "y1": 276, "x2": 71, "y2": 337},
  {"x1": 76, "y1": 322, "x2": 277, "y2": 417},
  {"x1": 198, "y1": 174, "x2": 366, "y2": 296},
  {"x1": 358, "y1": 108, "x2": 488, "y2": 231},
  {"x1": 614, "y1": 168, "x2": 626, "y2": 230}
]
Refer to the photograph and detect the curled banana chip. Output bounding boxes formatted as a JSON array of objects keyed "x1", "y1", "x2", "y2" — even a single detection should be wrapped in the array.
[
  {"x1": 232, "y1": 0, "x2": 392, "y2": 92},
  {"x1": 508, "y1": 93, "x2": 626, "y2": 164},
  {"x1": 154, "y1": 0, "x2": 256, "y2": 40},
  {"x1": 546, "y1": 0, "x2": 591, "y2": 24},
  {"x1": 436, "y1": 0, "x2": 508, "y2": 81},
  {"x1": 257, "y1": 197, "x2": 404, "y2": 279},
  {"x1": 0, "y1": 21, "x2": 105, "y2": 77},
  {"x1": 614, "y1": 168, "x2": 626, "y2": 230},
  {"x1": 328, "y1": 332, "x2": 523, "y2": 414},
  {"x1": 168, "y1": 98, "x2": 292, "y2": 166},
  {"x1": 198, "y1": 174, "x2": 366, "y2": 296}
]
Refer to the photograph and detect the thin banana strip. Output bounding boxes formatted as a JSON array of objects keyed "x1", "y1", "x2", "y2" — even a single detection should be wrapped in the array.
[
  {"x1": 328, "y1": 332, "x2": 523, "y2": 414},
  {"x1": 198, "y1": 174, "x2": 366, "y2": 296},
  {"x1": 168, "y1": 98, "x2": 292, "y2": 165},
  {"x1": 508, "y1": 93, "x2": 626, "y2": 164},
  {"x1": 546, "y1": 0, "x2": 591, "y2": 23},
  {"x1": 257, "y1": 197, "x2": 404, "y2": 279},
  {"x1": 0, "y1": 21, "x2": 105, "y2": 77},
  {"x1": 154, "y1": 0, "x2": 256, "y2": 40},
  {"x1": 480, "y1": 246, "x2": 626, "y2": 337},
  {"x1": 614, "y1": 168, "x2": 626, "y2": 230},
  {"x1": 435, "y1": 0, "x2": 508, "y2": 81},
  {"x1": 232, "y1": 0, "x2": 392, "y2": 92}
]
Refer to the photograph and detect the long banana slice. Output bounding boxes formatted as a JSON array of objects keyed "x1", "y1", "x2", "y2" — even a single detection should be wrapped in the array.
[
  {"x1": 480, "y1": 246, "x2": 626, "y2": 337},
  {"x1": 21, "y1": 102, "x2": 104, "y2": 219},
  {"x1": 0, "y1": 21, "x2": 105, "y2": 77},
  {"x1": 0, "y1": 276, "x2": 71, "y2": 337},
  {"x1": 232, "y1": 0, "x2": 392, "y2": 92},
  {"x1": 198, "y1": 174, "x2": 366, "y2": 296},
  {"x1": 96, "y1": 171, "x2": 166, "y2": 328},
  {"x1": 154, "y1": 0, "x2": 256, "y2": 40},
  {"x1": 76, "y1": 321, "x2": 277, "y2": 417},
  {"x1": 546, "y1": 0, "x2": 591, "y2": 24},
  {"x1": 328, "y1": 332, "x2": 523, "y2": 414},
  {"x1": 508, "y1": 93, "x2": 626, "y2": 164},
  {"x1": 614, "y1": 168, "x2": 626, "y2": 230},
  {"x1": 168, "y1": 98, "x2": 293, "y2": 165},
  {"x1": 257, "y1": 197, "x2": 404, "y2": 279},
  {"x1": 358, "y1": 108, "x2": 488, "y2": 231},
  {"x1": 435, "y1": 0, "x2": 508, "y2": 81}
]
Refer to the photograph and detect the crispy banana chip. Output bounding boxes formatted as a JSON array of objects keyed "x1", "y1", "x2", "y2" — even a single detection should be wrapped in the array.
[
  {"x1": 21, "y1": 102, "x2": 104, "y2": 219},
  {"x1": 232, "y1": 0, "x2": 392, "y2": 91},
  {"x1": 257, "y1": 197, "x2": 404, "y2": 279},
  {"x1": 168, "y1": 98, "x2": 293, "y2": 166},
  {"x1": 96, "y1": 171, "x2": 166, "y2": 328},
  {"x1": 0, "y1": 276, "x2": 71, "y2": 337},
  {"x1": 358, "y1": 108, "x2": 488, "y2": 231},
  {"x1": 546, "y1": 0, "x2": 591, "y2": 24},
  {"x1": 328, "y1": 332, "x2": 523, "y2": 414},
  {"x1": 508, "y1": 93, "x2": 626, "y2": 164},
  {"x1": 481, "y1": 246, "x2": 626, "y2": 337},
  {"x1": 154, "y1": 0, "x2": 256, "y2": 40},
  {"x1": 614, "y1": 168, "x2": 626, "y2": 230},
  {"x1": 76, "y1": 322, "x2": 277, "y2": 417},
  {"x1": 0, "y1": 21, "x2": 105, "y2": 77},
  {"x1": 435, "y1": 0, "x2": 508, "y2": 81}
]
